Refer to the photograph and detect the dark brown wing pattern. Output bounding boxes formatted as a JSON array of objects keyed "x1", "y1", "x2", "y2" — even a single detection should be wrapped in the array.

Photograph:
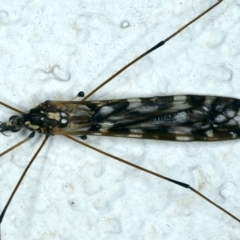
[{"x1": 52, "y1": 95, "x2": 240, "y2": 141}]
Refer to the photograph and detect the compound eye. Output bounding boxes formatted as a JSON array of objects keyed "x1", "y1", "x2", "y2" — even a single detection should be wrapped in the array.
[
  {"x1": 9, "y1": 115, "x2": 21, "y2": 132},
  {"x1": 9, "y1": 115, "x2": 18, "y2": 121}
]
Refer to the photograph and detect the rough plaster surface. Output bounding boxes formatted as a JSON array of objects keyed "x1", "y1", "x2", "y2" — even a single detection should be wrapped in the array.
[{"x1": 0, "y1": 0, "x2": 240, "y2": 239}]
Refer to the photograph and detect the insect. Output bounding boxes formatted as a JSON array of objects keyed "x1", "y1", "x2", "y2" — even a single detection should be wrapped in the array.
[{"x1": 0, "y1": 0, "x2": 239, "y2": 239}]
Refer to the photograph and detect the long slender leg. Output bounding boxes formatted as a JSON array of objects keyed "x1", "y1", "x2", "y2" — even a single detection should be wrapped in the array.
[
  {"x1": 0, "y1": 132, "x2": 35, "y2": 157},
  {"x1": 81, "y1": 0, "x2": 223, "y2": 101},
  {"x1": 0, "y1": 135, "x2": 48, "y2": 229},
  {"x1": 0, "y1": 102, "x2": 23, "y2": 115},
  {"x1": 65, "y1": 135, "x2": 240, "y2": 223}
]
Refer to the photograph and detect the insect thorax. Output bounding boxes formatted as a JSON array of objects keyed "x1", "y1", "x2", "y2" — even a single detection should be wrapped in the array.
[
  {"x1": 0, "y1": 101, "x2": 69, "y2": 135},
  {"x1": 21, "y1": 101, "x2": 69, "y2": 135}
]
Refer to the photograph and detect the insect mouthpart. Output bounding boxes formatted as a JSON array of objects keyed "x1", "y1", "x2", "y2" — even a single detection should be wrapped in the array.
[{"x1": 0, "y1": 115, "x2": 22, "y2": 133}]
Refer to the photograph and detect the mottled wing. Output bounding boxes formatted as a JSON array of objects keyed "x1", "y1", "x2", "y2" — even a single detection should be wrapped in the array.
[{"x1": 52, "y1": 95, "x2": 240, "y2": 141}]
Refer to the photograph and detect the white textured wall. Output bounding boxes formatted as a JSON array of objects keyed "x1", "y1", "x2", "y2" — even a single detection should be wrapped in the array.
[{"x1": 0, "y1": 0, "x2": 240, "y2": 239}]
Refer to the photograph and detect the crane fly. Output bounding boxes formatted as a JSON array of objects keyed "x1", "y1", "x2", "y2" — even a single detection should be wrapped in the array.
[{"x1": 1, "y1": 0, "x2": 238, "y2": 239}]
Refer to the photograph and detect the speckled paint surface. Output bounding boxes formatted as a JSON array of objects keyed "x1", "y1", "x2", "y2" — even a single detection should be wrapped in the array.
[{"x1": 0, "y1": 1, "x2": 240, "y2": 239}]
